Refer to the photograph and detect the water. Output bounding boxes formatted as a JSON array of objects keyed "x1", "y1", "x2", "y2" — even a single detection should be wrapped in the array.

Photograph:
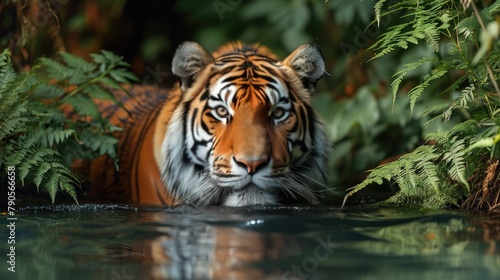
[{"x1": 1, "y1": 204, "x2": 499, "y2": 280}]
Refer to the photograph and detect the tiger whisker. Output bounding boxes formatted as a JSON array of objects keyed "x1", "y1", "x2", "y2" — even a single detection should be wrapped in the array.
[
  {"x1": 203, "y1": 185, "x2": 224, "y2": 205},
  {"x1": 287, "y1": 172, "x2": 332, "y2": 199},
  {"x1": 259, "y1": 177, "x2": 298, "y2": 200},
  {"x1": 262, "y1": 175, "x2": 318, "y2": 203},
  {"x1": 281, "y1": 186, "x2": 317, "y2": 204},
  {"x1": 289, "y1": 174, "x2": 332, "y2": 196},
  {"x1": 290, "y1": 164, "x2": 329, "y2": 187}
]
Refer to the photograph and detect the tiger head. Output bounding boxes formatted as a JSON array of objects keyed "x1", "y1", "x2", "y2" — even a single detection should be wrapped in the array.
[{"x1": 155, "y1": 42, "x2": 329, "y2": 207}]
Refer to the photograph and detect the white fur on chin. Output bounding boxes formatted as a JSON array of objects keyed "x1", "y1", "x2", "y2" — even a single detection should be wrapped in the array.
[{"x1": 223, "y1": 188, "x2": 277, "y2": 207}]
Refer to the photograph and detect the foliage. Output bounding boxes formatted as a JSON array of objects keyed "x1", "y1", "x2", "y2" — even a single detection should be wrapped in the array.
[
  {"x1": 3, "y1": 0, "x2": 499, "y2": 210},
  {"x1": 0, "y1": 49, "x2": 137, "y2": 203},
  {"x1": 314, "y1": 87, "x2": 426, "y2": 188},
  {"x1": 4, "y1": 0, "x2": 424, "y2": 203},
  {"x1": 344, "y1": 0, "x2": 500, "y2": 211},
  {"x1": 176, "y1": 0, "x2": 423, "y2": 193}
]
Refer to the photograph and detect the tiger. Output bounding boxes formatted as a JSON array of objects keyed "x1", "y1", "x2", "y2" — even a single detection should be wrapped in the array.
[{"x1": 79, "y1": 41, "x2": 330, "y2": 207}]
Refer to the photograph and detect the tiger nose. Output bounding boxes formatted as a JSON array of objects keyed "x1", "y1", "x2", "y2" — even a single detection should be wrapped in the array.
[{"x1": 234, "y1": 157, "x2": 269, "y2": 175}]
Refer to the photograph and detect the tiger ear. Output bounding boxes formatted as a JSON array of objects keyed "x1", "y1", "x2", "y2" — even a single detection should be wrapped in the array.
[
  {"x1": 172, "y1": 42, "x2": 214, "y2": 91},
  {"x1": 282, "y1": 44, "x2": 325, "y2": 92}
]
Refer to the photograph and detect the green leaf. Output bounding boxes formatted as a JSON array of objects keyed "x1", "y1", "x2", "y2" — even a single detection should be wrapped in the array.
[
  {"x1": 109, "y1": 68, "x2": 139, "y2": 83},
  {"x1": 33, "y1": 162, "x2": 52, "y2": 187},
  {"x1": 41, "y1": 58, "x2": 70, "y2": 80},
  {"x1": 101, "y1": 50, "x2": 130, "y2": 67},
  {"x1": 59, "y1": 52, "x2": 97, "y2": 73},
  {"x1": 32, "y1": 84, "x2": 65, "y2": 99},
  {"x1": 1, "y1": 48, "x2": 134, "y2": 204},
  {"x1": 97, "y1": 76, "x2": 126, "y2": 90},
  {"x1": 0, "y1": 49, "x2": 15, "y2": 96},
  {"x1": 63, "y1": 94, "x2": 101, "y2": 119}
]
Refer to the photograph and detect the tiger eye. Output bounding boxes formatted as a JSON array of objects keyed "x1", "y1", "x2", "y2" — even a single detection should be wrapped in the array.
[
  {"x1": 215, "y1": 106, "x2": 228, "y2": 118},
  {"x1": 272, "y1": 108, "x2": 285, "y2": 119}
]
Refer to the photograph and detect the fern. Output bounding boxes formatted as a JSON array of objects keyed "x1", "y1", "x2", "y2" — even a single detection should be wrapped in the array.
[
  {"x1": 391, "y1": 57, "x2": 436, "y2": 110},
  {"x1": 442, "y1": 138, "x2": 469, "y2": 187},
  {"x1": 0, "y1": 50, "x2": 16, "y2": 95},
  {"x1": 343, "y1": 138, "x2": 472, "y2": 209},
  {"x1": 343, "y1": 145, "x2": 445, "y2": 207},
  {"x1": 367, "y1": 0, "x2": 451, "y2": 61},
  {"x1": 63, "y1": 94, "x2": 101, "y2": 119},
  {"x1": 407, "y1": 64, "x2": 451, "y2": 114},
  {"x1": 344, "y1": 0, "x2": 500, "y2": 210},
  {"x1": 59, "y1": 52, "x2": 97, "y2": 74},
  {"x1": 0, "y1": 49, "x2": 137, "y2": 203},
  {"x1": 374, "y1": 0, "x2": 387, "y2": 27},
  {"x1": 39, "y1": 127, "x2": 76, "y2": 147}
]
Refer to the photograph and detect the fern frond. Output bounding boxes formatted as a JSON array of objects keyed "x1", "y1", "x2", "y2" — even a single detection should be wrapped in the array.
[
  {"x1": 395, "y1": 160, "x2": 418, "y2": 194},
  {"x1": 58, "y1": 175, "x2": 80, "y2": 203},
  {"x1": 96, "y1": 135, "x2": 119, "y2": 158},
  {"x1": 464, "y1": 134, "x2": 500, "y2": 154},
  {"x1": 3, "y1": 144, "x2": 28, "y2": 167},
  {"x1": 0, "y1": 49, "x2": 16, "y2": 97},
  {"x1": 422, "y1": 24, "x2": 440, "y2": 52},
  {"x1": 39, "y1": 127, "x2": 75, "y2": 147},
  {"x1": 45, "y1": 162, "x2": 80, "y2": 203},
  {"x1": 425, "y1": 131, "x2": 448, "y2": 146},
  {"x1": 96, "y1": 76, "x2": 127, "y2": 91},
  {"x1": 63, "y1": 94, "x2": 101, "y2": 119},
  {"x1": 17, "y1": 148, "x2": 59, "y2": 184},
  {"x1": 342, "y1": 152, "x2": 408, "y2": 207},
  {"x1": 415, "y1": 157, "x2": 440, "y2": 191},
  {"x1": 33, "y1": 162, "x2": 52, "y2": 188},
  {"x1": 1, "y1": 48, "x2": 135, "y2": 204},
  {"x1": 59, "y1": 52, "x2": 97, "y2": 74},
  {"x1": 367, "y1": 0, "x2": 451, "y2": 61},
  {"x1": 32, "y1": 83, "x2": 65, "y2": 99},
  {"x1": 40, "y1": 58, "x2": 70, "y2": 80},
  {"x1": 408, "y1": 64, "x2": 451, "y2": 115},
  {"x1": 0, "y1": 103, "x2": 29, "y2": 141},
  {"x1": 343, "y1": 145, "x2": 449, "y2": 209},
  {"x1": 83, "y1": 84, "x2": 116, "y2": 101},
  {"x1": 109, "y1": 67, "x2": 139, "y2": 83},
  {"x1": 101, "y1": 50, "x2": 131, "y2": 67},
  {"x1": 447, "y1": 119, "x2": 479, "y2": 137},
  {"x1": 391, "y1": 57, "x2": 436, "y2": 109},
  {"x1": 58, "y1": 177, "x2": 79, "y2": 203},
  {"x1": 442, "y1": 138, "x2": 469, "y2": 188},
  {"x1": 374, "y1": 0, "x2": 387, "y2": 27},
  {"x1": 82, "y1": 84, "x2": 130, "y2": 115},
  {"x1": 44, "y1": 172, "x2": 61, "y2": 203}
]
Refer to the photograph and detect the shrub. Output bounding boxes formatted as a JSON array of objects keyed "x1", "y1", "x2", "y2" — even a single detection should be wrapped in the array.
[
  {"x1": 0, "y1": 49, "x2": 137, "y2": 203},
  {"x1": 343, "y1": 0, "x2": 500, "y2": 211}
]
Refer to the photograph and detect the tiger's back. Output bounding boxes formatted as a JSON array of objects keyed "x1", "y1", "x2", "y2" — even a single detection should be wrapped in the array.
[{"x1": 76, "y1": 84, "x2": 179, "y2": 204}]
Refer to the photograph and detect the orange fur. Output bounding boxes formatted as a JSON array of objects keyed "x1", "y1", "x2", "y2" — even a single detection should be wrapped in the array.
[
  {"x1": 76, "y1": 85, "x2": 179, "y2": 204},
  {"x1": 77, "y1": 41, "x2": 327, "y2": 206}
]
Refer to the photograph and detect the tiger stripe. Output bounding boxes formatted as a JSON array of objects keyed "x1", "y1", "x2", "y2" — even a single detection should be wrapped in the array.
[{"x1": 78, "y1": 41, "x2": 330, "y2": 206}]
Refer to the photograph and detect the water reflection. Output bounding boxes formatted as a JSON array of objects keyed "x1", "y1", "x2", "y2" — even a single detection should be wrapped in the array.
[
  {"x1": 0, "y1": 205, "x2": 499, "y2": 280},
  {"x1": 111, "y1": 212, "x2": 285, "y2": 279}
]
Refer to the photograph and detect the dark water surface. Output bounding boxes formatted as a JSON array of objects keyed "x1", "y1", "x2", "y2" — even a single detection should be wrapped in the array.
[{"x1": 1, "y1": 204, "x2": 499, "y2": 280}]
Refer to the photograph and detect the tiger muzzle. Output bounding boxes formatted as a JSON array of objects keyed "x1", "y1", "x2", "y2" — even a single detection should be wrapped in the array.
[{"x1": 233, "y1": 157, "x2": 269, "y2": 175}]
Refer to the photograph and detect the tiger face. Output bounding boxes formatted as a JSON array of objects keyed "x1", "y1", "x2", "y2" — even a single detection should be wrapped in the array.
[{"x1": 155, "y1": 42, "x2": 329, "y2": 207}]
